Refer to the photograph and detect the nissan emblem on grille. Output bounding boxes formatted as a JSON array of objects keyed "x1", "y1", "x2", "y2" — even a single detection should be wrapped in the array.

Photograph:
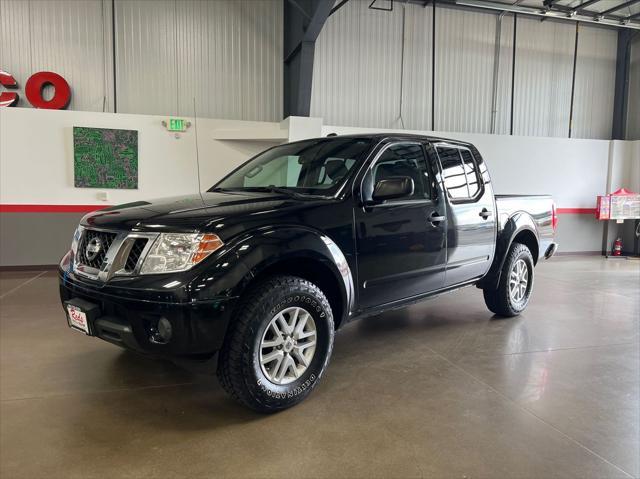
[{"x1": 85, "y1": 237, "x2": 102, "y2": 262}]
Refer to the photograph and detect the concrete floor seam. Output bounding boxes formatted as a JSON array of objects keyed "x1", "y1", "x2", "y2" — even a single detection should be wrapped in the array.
[
  {"x1": 424, "y1": 345, "x2": 637, "y2": 479},
  {"x1": 495, "y1": 341, "x2": 637, "y2": 356},
  {"x1": 0, "y1": 271, "x2": 47, "y2": 300}
]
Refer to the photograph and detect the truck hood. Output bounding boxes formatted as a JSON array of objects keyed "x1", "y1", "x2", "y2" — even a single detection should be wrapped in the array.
[{"x1": 81, "y1": 192, "x2": 318, "y2": 234}]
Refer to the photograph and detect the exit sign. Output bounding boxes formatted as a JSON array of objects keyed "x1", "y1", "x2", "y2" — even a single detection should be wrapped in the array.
[{"x1": 167, "y1": 118, "x2": 186, "y2": 132}]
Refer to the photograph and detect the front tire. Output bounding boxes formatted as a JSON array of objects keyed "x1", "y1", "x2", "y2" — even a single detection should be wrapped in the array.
[
  {"x1": 483, "y1": 242, "x2": 534, "y2": 317},
  {"x1": 217, "y1": 275, "x2": 334, "y2": 413}
]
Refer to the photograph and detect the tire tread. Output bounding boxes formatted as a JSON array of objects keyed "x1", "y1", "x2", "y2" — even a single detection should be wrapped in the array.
[
  {"x1": 216, "y1": 275, "x2": 333, "y2": 412},
  {"x1": 483, "y1": 242, "x2": 533, "y2": 317}
]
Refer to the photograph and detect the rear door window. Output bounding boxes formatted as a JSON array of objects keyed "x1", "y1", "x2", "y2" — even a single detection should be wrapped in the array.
[
  {"x1": 437, "y1": 147, "x2": 468, "y2": 200},
  {"x1": 437, "y1": 146, "x2": 482, "y2": 201},
  {"x1": 459, "y1": 149, "x2": 481, "y2": 197}
]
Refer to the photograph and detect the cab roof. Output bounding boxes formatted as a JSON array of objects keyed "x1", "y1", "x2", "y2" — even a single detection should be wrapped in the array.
[{"x1": 302, "y1": 133, "x2": 474, "y2": 148}]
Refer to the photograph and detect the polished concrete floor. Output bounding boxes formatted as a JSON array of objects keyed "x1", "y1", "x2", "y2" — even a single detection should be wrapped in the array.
[{"x1": 1, "y1": 256, "x2": 638, "y2": 478}]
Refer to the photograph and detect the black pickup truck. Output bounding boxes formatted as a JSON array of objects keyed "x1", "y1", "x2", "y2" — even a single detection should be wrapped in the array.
[{"x1": 59, "y1": 134, "x2": 557, "y2": 412}]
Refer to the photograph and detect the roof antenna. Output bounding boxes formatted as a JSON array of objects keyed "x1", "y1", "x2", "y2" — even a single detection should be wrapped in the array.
[{"x1": 193, "y1": 97, "x2": 204, "y2": 202}]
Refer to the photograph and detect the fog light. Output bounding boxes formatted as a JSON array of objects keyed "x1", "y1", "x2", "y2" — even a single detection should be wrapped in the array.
[{"x1": 149, "y1": 317, "x2": 172, "y2": 344}]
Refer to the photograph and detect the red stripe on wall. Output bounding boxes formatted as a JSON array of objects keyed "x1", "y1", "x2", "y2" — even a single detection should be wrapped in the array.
[
  {"x1": 0, "y1": 205, "x2": 597, "y2": 214},
  {"x1": 556, "y1": 208, "x2": 596, "y2": 215},
  {"x1": 0, "y1": 204, "x2": 108, "y2": 213}
]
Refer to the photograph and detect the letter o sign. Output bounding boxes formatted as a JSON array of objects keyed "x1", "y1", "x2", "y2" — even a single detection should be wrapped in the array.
[{"x1": 25, "y1": 71, "x2": 71, "y2": 109}]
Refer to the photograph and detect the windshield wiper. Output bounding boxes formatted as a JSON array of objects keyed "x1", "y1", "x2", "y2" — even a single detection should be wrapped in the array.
[
  {"x1": 210, "y1": 186, "x2": 327, "y2": 199},
  {"x1": 243, "y1": 186, "x2": 311, "y2": 199}
]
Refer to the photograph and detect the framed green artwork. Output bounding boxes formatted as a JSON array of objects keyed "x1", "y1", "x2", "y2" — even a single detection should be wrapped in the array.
[{"x1": 73, "y1": 127, "x2": 138, "y2": 189}]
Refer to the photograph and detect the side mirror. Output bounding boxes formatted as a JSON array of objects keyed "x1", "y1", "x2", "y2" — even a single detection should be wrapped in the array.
[{"x1": 371, "y1": 177, "x2": 414, "y2": 202}]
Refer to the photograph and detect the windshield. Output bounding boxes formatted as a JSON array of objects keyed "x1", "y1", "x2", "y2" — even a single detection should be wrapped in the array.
[{"x1": 211, "y1": 138, "x2": 373, "y2": 196}]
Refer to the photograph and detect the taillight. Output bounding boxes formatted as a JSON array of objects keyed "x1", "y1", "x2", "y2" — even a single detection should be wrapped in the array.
[{"x1": 552, "y1": 203, "x2": 558, "y2": 232}]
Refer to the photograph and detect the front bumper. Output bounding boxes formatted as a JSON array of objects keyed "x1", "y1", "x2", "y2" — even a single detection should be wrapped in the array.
[{"x1": 59, "y1": 272, "x2": 236, "y2": 358}]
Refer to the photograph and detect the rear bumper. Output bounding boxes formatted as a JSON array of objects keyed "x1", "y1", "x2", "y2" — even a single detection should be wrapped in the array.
[
  {"x1": 544, "y1": 242, "x2": 559, "y2": 259},
  {"x1": 59, "y1": 272, "x2": 236, "y2": 358}
]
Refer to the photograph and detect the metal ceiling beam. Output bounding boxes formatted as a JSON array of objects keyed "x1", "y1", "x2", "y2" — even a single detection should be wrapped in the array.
[
  {"x1": 548, "y1": 2, "x2": 626, "y2": 21},
  {"x1": 598, "y1": 0, "x2": 640, "y2": 18},
  {"x1": 329, "y1": 0, "x2": 350, "y2": 16},
  {"x1": 434, "y1": 0, "x2": 640, "y2": 29},
  {"x1": 283, "y1": 0, "x2": 334, "y2": 118},
  {"x1": 626, "y1": 11, "x2": 640, "y2": 20},
  {"x1": 569, "y1": 0, "x2": 604, "y2": 12},
  {"x1": 541, "y1": 0, "x2": 629, "y2": 19}
]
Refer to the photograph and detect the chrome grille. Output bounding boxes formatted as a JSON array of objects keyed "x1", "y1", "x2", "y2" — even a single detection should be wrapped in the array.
[
  {"x1": 124, "y1": 238, "x2": 148, "y2": 272},
  {"x1": 77, "y1": 230, "x2": 117, "y2": 269},
  {"x1": 73, "y1": 228, "x2": 158, "y2": 282}
]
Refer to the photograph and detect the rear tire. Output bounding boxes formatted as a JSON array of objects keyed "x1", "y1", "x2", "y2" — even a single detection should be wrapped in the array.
[
  {"x1": 217, "y1": 275, "x2": 334, "y2": 413},
  {"x1": 483, "y1": 242, "x2": 534, "y2": 317}
]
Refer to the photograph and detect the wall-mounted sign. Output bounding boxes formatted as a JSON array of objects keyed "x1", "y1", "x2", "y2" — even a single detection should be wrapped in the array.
[
  {"x1": 169, "y1": 118, "x2": 186, "y2": 132},
  {"x1": 162, "y1": 117, "x2": 191, "y2": 132},
  {"x1": 0, "y1": 69, "x2": 71, "y2": 109},
  {"x1": 596, "y1": 189, "x2": 640, "y2": 220}
]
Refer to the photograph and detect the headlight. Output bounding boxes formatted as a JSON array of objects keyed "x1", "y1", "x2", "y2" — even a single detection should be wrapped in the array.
[
  {"x1": 71, "y1": 225, "x2": 84, "y2": 254},
  {"x1": 140, "y1": 233, "x2": 224, "y2": 274}
]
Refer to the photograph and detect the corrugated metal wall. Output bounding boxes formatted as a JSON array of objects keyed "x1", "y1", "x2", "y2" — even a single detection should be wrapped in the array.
[
  {"x1": 311, "y1": 2, "x2": 621, "y2": 140},
  {"x1": 114, "y1": 0, "x2": 178, "y2": 116},
  {"x1": 0, "y1": 0, "x2": 282, "y2": 121},
  {"x1": 0, "y1": 0, "x2": 112, "y2": 112},
  {"x1": 309, "y1": 1, "x2": 364, "y2": 127},
  {"x1": 434, "y1": 7, "x2": 496, "y2": 134},
  {"x1": 0, "y1": 0, "x2": 629, "y2": 139},
  {"x1": 572, "y1": 25, "x2": 617, "y2": 140},
  {"x1": 402, "y1": 4, "x2": 433, "y2": 131},
  {"x1": 115, "y1": 0, "x2": 282, "y2": 120},
  {"x1": 512, "y1": 16, "x2": 575, "y2": 138},
  {"x1": 627, "y1": 36, "x2": 640, "y2": 140},
  {"x1": 310, "y1": 1, "x2": 404, "y2": 129},
  {"x1": 311, "y1": 2, "x2": 512, "y2": 132}
]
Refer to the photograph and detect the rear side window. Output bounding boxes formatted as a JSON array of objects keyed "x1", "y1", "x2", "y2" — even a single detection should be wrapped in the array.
[
  {"x1": 437, "y1": 147, "x2": 468, "y2": 199},
  {"x1": 460, "y1": 149, "x2": 480, "y2": 197},
  {"x1": 437, "y1": 146, "x2": 483, "y2": 201}
]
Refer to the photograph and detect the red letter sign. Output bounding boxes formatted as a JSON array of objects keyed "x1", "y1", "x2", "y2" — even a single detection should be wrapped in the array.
[
  {"x1": 25, "y1": 71, "x2": 71, "y2": 109},
  {"x1": 0, "y1": 70, "x2": 19, "y2": 107}
]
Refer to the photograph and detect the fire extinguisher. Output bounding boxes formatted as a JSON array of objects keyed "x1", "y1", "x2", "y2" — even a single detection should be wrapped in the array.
[{"x1": 613, "y1": 237, "x2": 623, "y2": 256}]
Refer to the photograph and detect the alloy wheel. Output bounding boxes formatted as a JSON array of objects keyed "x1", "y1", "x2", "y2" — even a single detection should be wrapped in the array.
[
  {"x1": 259, "y1": 307, "x2": 317, "y2": 385},
  {"x1": 509, "y1": 258, "x2": 529, "y2": 303}
]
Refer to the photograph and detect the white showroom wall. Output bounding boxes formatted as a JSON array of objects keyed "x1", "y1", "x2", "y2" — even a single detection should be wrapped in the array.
[
  {"x1": 0, "y1": 108, "x2": 281, "y2": 206},
  {"x1": 317, "y1": 123, "x2": 640, "y2": 254},
  {"x1": 1, "y1": 109, "x2": 639, "y2": 265},
  {"x1": 0, "y1": 108, "x2": 284, "y2": 266}
]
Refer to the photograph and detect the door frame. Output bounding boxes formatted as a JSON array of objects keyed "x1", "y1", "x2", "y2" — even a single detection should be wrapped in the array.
[{"x1": 351, "y1": 140, "x2": 448, "y2": 310}]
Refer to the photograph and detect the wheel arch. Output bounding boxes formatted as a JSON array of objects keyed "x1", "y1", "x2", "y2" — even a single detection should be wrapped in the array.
[
  {"x1": 478, "y1": 212, "x2": 540, "y2": 291},
  {"x1": 512, "y1": 229, "x2": 539, "y2": 265},
  {"x1": 228, "y1": 226, "x2": 354, "y2": 330}
]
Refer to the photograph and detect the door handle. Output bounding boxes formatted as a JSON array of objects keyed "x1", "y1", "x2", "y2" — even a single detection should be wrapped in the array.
[
  {"x1": 429, "y1": 212, "x2": 445, "y2": 224},
  {"x1": 479, "y1": 208, "x2": 492, "y2": 219}
]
